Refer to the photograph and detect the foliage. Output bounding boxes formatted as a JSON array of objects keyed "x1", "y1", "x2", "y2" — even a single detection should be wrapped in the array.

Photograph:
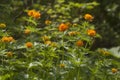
[{"x1": 0, "y1": 0, "x2": 120, "y2": 80}]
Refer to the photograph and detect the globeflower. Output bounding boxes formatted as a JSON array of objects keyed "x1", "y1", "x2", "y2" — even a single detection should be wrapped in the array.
[
  {"x1": 8, "y1": 37, "x2": 14, "y2": 42},
  {"x1": 1, "y1": 37, "x2": 9, "y2": 42},
  {"x1": 1, "y1": 36, "x2": 14, "y2": 42},
  {"x1": 0, "y1": 23, "x2": 6, "y2": 28},
  {"x1": 59, "y1": 23, "x2": 68, "y2": 31},
  {"x1": 76, "y1": 40, "x2": 84, "y2": 47},
  {"x1": 27, "y1": 10, "x2": 35, "y2": 17},
  {"x1": 25, "y1": 42, "x2": 33, "y2": 48},
  {"x1": 84, "y1": 14, "x2": 94, "y2": 21},
  {"x1": 33, "y1": 11, "x2": 41, "y2": 19},
  {"x1": 112, "y1": 68, "x2": 118, "y2": 73},
  {"x1": 27, "y1": 10, "x2": 41, "y2": 19},
  {"x1": 87, "y1": 29, "x2": 96, "y2": 37}
]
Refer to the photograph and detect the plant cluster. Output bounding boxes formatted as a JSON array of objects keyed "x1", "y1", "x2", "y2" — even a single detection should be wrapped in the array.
[{"x1": 0, "y1": 0, "x2": 120, "y2": 80}]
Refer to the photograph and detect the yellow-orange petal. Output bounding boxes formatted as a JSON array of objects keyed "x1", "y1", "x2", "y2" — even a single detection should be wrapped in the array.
[
  {"x1": 87, "y1": 29, "x2": 96, "y2": 37},
  {"x1": 1, "y1": 37, "x2": 9, "y2": 42},
  {"x1": 25, "y1": 42, "x2": 33, "y2": 48},
  {"x1": 84, "y1": 14, "x2": 94, "y2": 21},
  {"x1": 112, "y1": 68, "x2": 118, "y2": 73},
  {"x1": 33, "y1": 12, "x2": 41, "y2": 19},
  {"x1": 76, "y1": 40, "x2": 84, "y2": 47},
  {"x1": 59, "y1": 23, "x2": 68, "y2": 31},
  {"x1": 27, "y1": 10, "x2": 36, "y2": 17}
]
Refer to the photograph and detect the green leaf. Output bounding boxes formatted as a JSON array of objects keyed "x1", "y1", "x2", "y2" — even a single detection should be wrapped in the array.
[
  {"x1": 57, "y1": 0, "x2": 65, "y2": 4},
  {"x1": 26, "y1": 26, "x2": 39, "y2": 32},
  {"x1": 28, "y1": 62, "x2": 43, "y2": 70}
]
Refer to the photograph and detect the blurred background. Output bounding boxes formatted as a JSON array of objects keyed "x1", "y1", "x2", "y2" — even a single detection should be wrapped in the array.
[{"x1": 0, "y1": 0, "x2": 120, "y2": 49}]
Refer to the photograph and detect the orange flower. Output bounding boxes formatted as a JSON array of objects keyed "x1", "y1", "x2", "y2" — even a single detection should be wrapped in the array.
[
  {"x1": 24, "y1": 29, "x2": 31, "y2": 34},
  {"x1": 59, "y1": 64, "x2": 65, "y2": 68},
  {"x1": 1, "y1": 36, "x2": 14, "y2": 42},
  {"x1": 8, "y1": 37, "x2": 14, "y2": 42},
  {"x1": 112, "y1": 68, "x2": 118, "y2": 73},
  {"x1": 6, "y1": 52, "x2": 13, "y2": 57},
  {"x1": 27, "y1": 10, "x2": 41, "y2": 19},
  {"x1": 1, "y1": 37, "x2": 9, "y2": 42},
  {"x1": 59, "y1": 23, "x2": 68, "y2": 31},
  {"x1": 87, "y1": 29, "x2": 96, "y2": 37},
  {"x1": 84, "y1": 14, "x2": 94, "y2": 21},
  {"x1": 76, "y1": 40, "x2": 84, "y2": 47},
  {"x1": 27, "y1": 10, "x2": 36, "y2": 17},
  {"x1": 25, "y1": 42, "x2": 33, "y2": 48},
  {"x1": 33, "y1": 11, "x2": 41, "y2": 19}
]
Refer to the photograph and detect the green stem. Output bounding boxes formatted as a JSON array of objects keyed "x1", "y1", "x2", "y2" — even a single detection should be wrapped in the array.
[{"x1": 77, "y1": 67, "x2": 80, "y2": 80}]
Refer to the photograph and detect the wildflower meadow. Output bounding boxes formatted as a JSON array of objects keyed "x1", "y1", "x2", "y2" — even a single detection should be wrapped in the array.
[{"x1": 0, "y1": 0, "x2": 120, "y2": 80}]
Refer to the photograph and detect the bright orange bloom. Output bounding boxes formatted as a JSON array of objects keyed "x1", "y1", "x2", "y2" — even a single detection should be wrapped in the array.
[
  {"x1": 24, "y1": 29, "x2": 31, "y2": 34},
  {"x1": 112, "y1": 68, "x2": 118, "y2": 73},
  {"x1": 84, "y1": 14, "x2": 94, "y2": 21},
  {"x1": 1, "y1": 36, "x2": 14, "y2": 42},
  {"x1": 33, "y1": 11, "x2": 41, "y2": 19},
  {"x1": 27, "y1": 10, "x2": 41, "y2": 19},
  {"x1": 59, "y1": 23, "x2": 68, "y2": 31},
  {"x1": 87, "y1": 29, "x2": 96, "y2": 37},
  {"x1": 25, "y1": 42, "x2": 33, "y2": 48},
  {"x1": 6, "y1": 52, "x2": 13, "y2": 57},
  {"x1": 59, "y1": 64, "x2": 65, "y2": 68},
  {"x1": 8, "y1": 37, "x2": 14, "y2": 42},
  {"x1": 27, "y1": 10, "x2": 35, "y2": 17},
  {"x1": 76, "y1": 40, "x2": 84, "y2": 47},
  {"x1": 1, "y1": 37, "x2": 9, "y2": 42}
]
